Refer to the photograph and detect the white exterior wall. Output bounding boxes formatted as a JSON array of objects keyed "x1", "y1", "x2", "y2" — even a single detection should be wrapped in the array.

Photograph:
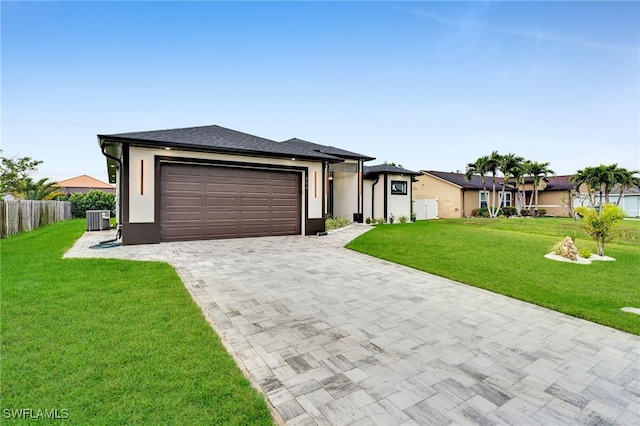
[
  {"x1": 386, "y1": 174, "x2": 412, "y2": 220},
  {"x1": 126, "y1": 146, "x2": 324, "y2": 231},
  {"x1": 331, "y1": 159, "x2": 360, "y2": 219}
]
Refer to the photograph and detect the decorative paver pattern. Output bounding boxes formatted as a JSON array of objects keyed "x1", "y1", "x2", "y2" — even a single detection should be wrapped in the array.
[{"x1": 66, "y1": 226, "x2": 640, "y2": 425}]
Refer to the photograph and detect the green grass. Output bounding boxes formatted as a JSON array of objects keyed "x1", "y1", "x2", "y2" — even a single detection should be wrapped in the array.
[
  {"x1": 1, "y1": 220, "x2": 274, "y2": 425},
  {"x1": 347, "y1": 218, "x2": 640, "y2": 335}
]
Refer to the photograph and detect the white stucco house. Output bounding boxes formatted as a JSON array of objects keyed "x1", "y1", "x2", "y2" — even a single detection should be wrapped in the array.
[{"x1": 98, "y1": 124, "x2": 417, "y2": 245}]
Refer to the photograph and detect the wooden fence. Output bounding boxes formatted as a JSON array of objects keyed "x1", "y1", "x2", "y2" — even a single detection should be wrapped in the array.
[{"x1": 0, "y1": 200, "x2": 72, "y2": 238}]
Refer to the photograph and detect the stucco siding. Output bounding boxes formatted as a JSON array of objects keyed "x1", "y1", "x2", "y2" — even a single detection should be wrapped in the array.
[
  {"x1": 386, "y1": 174, "x2": 412, "y2": 220},
  {"x1": 413, "y1": 174, "x2": 463, "y2": 218},
  {"x1": 537, "y1": 191, "x2": 571, "y2": 217}
]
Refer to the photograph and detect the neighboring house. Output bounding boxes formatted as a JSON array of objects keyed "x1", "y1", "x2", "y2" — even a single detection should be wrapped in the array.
[
  {"x1": 413, "y1": 171, "x2": 515, "y2": 218},
  {"x1": 363, "y1": 164, "x2": 419, "y2": 222},
  {"x1": 98, "y1": 125, "x2": 376, "y2": 245},
  {"x1": 526, "y1": 175, "x2": 573, "y2": 217},
  {"x1": 58, "y1": 175, "x2": 115, "y2": 196}
]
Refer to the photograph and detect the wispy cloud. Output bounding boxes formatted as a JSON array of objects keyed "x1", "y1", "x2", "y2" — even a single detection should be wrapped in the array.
[{"x1": 411, "y1": 9, "x2": 639, "y2": 55}]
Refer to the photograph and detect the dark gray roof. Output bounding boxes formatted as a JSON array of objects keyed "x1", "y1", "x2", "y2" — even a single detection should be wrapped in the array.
[
  {"x1": 544, "y1": 175, "x2": 573, "y2": 191},
  {"x1": 364, "y1": 164, "x2": 419, "y2": 176},
  {"x1": 421, "y1": 170, "x2": 511, "y2": 190},
  {"x1": 99, "y1": 125, "x2": 341, "y2": 161},
  {"x1": 281, "y1": 138, "x2": 375, "y2": 161}
]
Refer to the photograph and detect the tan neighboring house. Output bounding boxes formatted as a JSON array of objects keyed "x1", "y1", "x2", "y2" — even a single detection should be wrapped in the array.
[
  {"x1": 413, "y1": 171, "x2": 574, "y2": 218},
  {"x1": 57, "y1": 174, "x2": 115, "y2": 196}
]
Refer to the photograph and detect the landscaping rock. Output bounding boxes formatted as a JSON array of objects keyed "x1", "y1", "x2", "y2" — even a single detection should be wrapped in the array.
[{"x1": 560, "y1": 236, "x2": 578, "y2": 261}]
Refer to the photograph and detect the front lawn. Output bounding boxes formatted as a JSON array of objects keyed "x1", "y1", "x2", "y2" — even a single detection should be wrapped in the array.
[
  {"x1": 1, "y1": 220, "x2": 274, "y2": 424},
  {"x1": 347, "y1": 218, "x2": 640, "y2": 335}
]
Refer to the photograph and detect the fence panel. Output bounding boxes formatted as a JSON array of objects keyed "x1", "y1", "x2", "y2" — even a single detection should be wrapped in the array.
[{"x1": 1, "y1": 200, "x2": 72, "y2": 238}]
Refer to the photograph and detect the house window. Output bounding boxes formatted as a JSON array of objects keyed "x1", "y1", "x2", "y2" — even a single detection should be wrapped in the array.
[
  {"x1": 480, "y1": 191, "x2": 488, "y2": 208},
  {"x1": 391, "y1": 180, "x2": 407, "y2": 195},
  {"x1": 503, "y1": 192, "x2": 512, "y2": 207}
]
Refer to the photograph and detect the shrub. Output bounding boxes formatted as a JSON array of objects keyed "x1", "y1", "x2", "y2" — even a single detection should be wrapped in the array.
[
  {"x1": 575, "y1": 204, "x2": 626, "y2": 256},
  {"x1": 410, "y1": 212, "x2": 416, "y2": 222},
  {"x1": 578, "y1": 248, "x2": 592, "y2": 258},
  {"x1": 551, "y1": 242, "x2": 563, "y2": 255},
  {"x1": 376, "y1": 217, "x2": 386, "y2": 224},
  {"x1": 325, "y1": 216, "x2": 351, "y2": 230},
  {"x1": 70, "y1": 190, "x2": 116, "y2": 218},
  {"x1": 389, "y1": 214, "x2": 395, "y2": 224},
  {"x1": 365, "y1": 217, "x2": 371, "y2": 224},
  {"x1": 471, "y1": 207, "x2": 490, "y2": 218},
  {"x1": 502, "y1": 206, "x2": 517, "y2": 217},
  {"x1": 520, "y1": 208, "x2": 531, "y2": 217},
  {"x1": 537, "y1": 208, "x2": 547, "y2": 216},
  {"x1": 399, "y1": 215, "x2": 408, "y2": 223}
]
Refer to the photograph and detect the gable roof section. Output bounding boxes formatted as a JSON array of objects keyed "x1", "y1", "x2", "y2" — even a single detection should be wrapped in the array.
[
  {"x1": 58, "y1": 174, "x2": 114, "y2": 189},
  {"x1": 99, "y1": 125, "x2": 341, "y2": 162},
  {"x1": 420, "y1": 170, "x2": 512, "y2": 191},
  {"x1": 544, "y1": 175, "x2": 573, "y2": 191},
  {"x1": 364, "y1": 164, "x2": 419, "y2": 177},
  {"x1": 281, "y1": 138, "x2": 375, "y2": 161}
]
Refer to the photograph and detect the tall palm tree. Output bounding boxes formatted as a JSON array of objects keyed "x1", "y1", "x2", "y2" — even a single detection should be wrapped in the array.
[
  {"x1": 571, "y1": 165, "x2": 612, "y2": 208},
  {"x1": 12, "y1": 178, "x2": 64, "y2": 200},
  {"x1": 487, "y1": 151, "x2": 501, "y2": 217},
  {"x1": 496, "y1": 153, "x2": 524, "y2": 210},
  {"x1": 465, "y1": 155, "x2": 492, "y2": 215},
  {"x1": 527, "y1": 161, "x2": 554, "y2": 214},
  {"x1": 611, "y1": 166, "x2": 640, "y2": 206}
]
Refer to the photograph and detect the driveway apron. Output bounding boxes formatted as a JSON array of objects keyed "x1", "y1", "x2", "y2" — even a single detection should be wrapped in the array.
[{"x1": 66, "y1": 226, "x2": 640, "y2": 425}]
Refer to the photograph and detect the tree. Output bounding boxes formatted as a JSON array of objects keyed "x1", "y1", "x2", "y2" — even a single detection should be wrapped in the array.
[
  {"x1": 12, "y1": 177, "x2": 64, "y2": 200},
  {"x1": 571, "y1": 164, "x2": 634, "y2": 208},
  {"x1": 527, "y1": 161, "x2": 554, "y2": 214},
  {"x1": 611, "y1": 167, "x2": 640, "y2": 206},
  {"x1": 70, "y1": 190, "x2": 116, "y2": 218},
  {"x1": 575, "y1": 204, "x2": 626, "y2": 256},
  {"x1": 0, "y1": 150, "x2": 43, "y2": 196},
  {"x1": 496, "y1": 153, "x2": 524, "y2": 210},
  {"x1": 465, "y1": 155, "x2": 496, "y2": 217}
]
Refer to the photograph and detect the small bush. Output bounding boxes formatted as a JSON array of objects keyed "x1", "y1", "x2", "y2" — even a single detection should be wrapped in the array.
[
  {"x1": 389, "y1": 214, "x2": 395, "y2": 224},
  {"x1": 376, "y1": 217, "x2": 386, "y2": 224},
  {"x1": 471, "y1": 207, "x2": 490, "y2": 218},
  {"x1": 578, "y1": 248, "x2": 592, "y2": 258},
  {"x1": 399, "y1": 215, "x2": 408, "y2": 223},
  {"x1": 365, "y1": 217, "x2": 371, "y2": 224},
  {"x1": 325, "y1": 216, "x2": 351, "y2": 230},
  {"x1": 520, "y1": 208, "x2": 531, "y2": 217},
  {"x1": 502, "y1": 206, "x2": 517, "y2": 217},
  {"x1": 552, "y1": 242, "x2": 563, "y2": 255},
  {"x1": 537, "y1": 208, "x2": 547, "y2": 216}
]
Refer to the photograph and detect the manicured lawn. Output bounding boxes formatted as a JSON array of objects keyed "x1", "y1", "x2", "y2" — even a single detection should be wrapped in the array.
[
  {"x1": 1, "y1": 219, "x2": 274, "y2": 425},
  {"x1": 347, "y1": 218, "x2": 640, "y2": 335}
]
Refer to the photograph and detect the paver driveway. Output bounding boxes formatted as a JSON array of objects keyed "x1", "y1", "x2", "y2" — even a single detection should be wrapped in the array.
[{"x1": 66, "y1": 226, "x2": 640, "y2": 425}]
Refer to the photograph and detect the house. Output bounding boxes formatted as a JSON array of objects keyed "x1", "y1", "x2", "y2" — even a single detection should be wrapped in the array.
[
  {"x1": 577, "y1": 182, "x2": 640, "y2": 217},
  {"x1": 363, "y1": 164, "x2": 420, "y2": 222},
  {"x1": 412, "y1": 171, "x2": 516, "y2": 218},
  {"x1": 526, "y1": 175, "x2": 573, "y2": 217},
  {"x1": 57, "y1": 175, "x2": 115, "y2": 196},
  {"x1": 99, "y1": 125, "x2": 399, "y2": 245},
  {"x1": 280, "y1": 138, "x2": 374, "y2": 222}
]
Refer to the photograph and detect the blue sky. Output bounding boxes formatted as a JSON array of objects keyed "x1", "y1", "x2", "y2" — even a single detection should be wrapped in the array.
[{"x1": 2, "y1": 1, "x2": 639, "y2": 183}]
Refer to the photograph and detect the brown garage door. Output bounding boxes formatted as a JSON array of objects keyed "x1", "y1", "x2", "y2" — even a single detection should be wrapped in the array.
[{"x1": 160, "y1": 163, "x2": 301, "y2": 241}]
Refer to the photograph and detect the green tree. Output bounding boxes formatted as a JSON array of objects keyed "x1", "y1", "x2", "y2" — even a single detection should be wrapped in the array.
[
  {"x1": 12, "y1": 177, "x2": 64, "y2": 200},
  {"x1": 496, "y1": 153, "x2": 524, "y2": 209},
  {"x1": 526, "y1": 161, "x2": 555, "y2": 214},
  {"x1": 465, "y1": 155, "x2": 495, "y2": 217},
  {"x1": 0, "y1": 150, "x2": 43, "y2": 196},
  {"x1": 610, "y1": 166, "x2": 640, "y2": 206},
  {"x1": 575, "y1": 204, "x2": 626, "y2": 256}
]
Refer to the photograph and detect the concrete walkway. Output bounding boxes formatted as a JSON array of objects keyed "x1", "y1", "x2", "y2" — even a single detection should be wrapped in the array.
[{"x1": 66, "y1": 226, "x2": 639, "y2": 425}]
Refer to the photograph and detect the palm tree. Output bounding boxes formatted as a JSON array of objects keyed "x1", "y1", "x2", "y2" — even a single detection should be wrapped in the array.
[
  {"x1": 527, "y1": 161, "x2": 554, "y2": 214},
  {"x1": 496, "y1": 153, "x2": 524, "y2": 210},
  {"x1": 12, "y1": 178, "x2": 64, "y2": 200},
  {"x1": 487, "y1": 151, "x2": 501, "y2": 217},
  {"x1": 611, "y1": 166, "x2": 640, "y2": 206},
  {"x1": 465, "y1": 155, "x2": 492, "y2": 215},
  {"x1": 571, "y1": 165, "x2": 614, "y2": 208}
]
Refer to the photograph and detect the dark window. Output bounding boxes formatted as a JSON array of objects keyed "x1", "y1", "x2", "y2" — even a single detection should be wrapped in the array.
[{"x1": 391, "y1": 180, "x2": 407, "y2": 195}]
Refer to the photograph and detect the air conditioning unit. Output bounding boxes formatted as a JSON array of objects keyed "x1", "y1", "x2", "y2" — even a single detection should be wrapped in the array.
[{"x1": 86, "y1": 210, "x2": 111, "y2": 231}]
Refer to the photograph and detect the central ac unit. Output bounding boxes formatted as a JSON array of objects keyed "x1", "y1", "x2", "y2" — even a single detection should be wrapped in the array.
[{"x1": 86, "y1": 210, "x2": 111, "y2": 231}]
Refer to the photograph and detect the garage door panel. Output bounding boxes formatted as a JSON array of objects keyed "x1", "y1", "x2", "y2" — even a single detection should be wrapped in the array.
[{"x1": 161, "y1": 164, "x2": 301, "y2": 241}]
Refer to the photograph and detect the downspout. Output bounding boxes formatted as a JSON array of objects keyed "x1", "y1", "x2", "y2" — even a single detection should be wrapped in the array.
[
  {"x1": 383, "y1": 174, "x2": 388, "y2": 220},
  {"x1": 371, "y1": 175, "x2": 380, "y2": 220},
  {"x1": 100, "y1": 141, "x2": 123, "y2": 235}
]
